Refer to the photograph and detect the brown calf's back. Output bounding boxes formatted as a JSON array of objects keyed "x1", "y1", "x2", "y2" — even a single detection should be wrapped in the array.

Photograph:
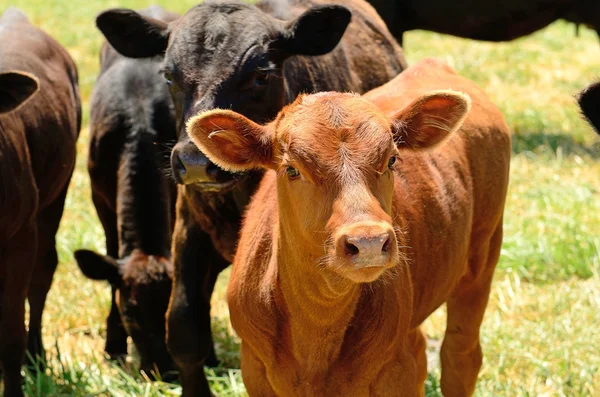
[{"x1": 365, "y1": 59, "x2": 511, "y2": 324}]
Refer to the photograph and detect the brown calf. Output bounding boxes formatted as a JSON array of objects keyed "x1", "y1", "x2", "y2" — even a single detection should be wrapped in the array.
[
  {"x1": 0, "y1": 7, "x2": 80, "y2": 397},
  {"x1": 187, "y1": 59, "x2": 510, "y2": 396}
]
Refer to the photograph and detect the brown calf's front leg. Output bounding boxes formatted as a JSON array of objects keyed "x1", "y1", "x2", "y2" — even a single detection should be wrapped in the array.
[
  {"x1": 440, "y1": 224, "x2": 503, "y2": 397},
  {"x1": 240, "y1": 343, "x2": 277, "y2": 397},
  {"x1": 368, "y1": 351, "x2": 419, "y2": 397},
  {"x1": 408, "y1": 327, "x2": 428, "y2": 397},
  {"x1": 1, "y1": 224, "x2": 37, "y2": 397}
]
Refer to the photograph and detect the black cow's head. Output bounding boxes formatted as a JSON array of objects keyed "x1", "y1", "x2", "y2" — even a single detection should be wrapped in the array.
[
  {"x1": 96, "y1": 1, "x2": 351, "y2": 191},
  {"x1": 0, "y1": 71, "x2": 39, "y2": 114},
  {"x1": 74, "y1": 249, "x2": 175, "y2": 379}
]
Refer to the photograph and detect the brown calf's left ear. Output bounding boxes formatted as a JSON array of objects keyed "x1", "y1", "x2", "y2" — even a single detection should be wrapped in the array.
[
  {"x1": 391, "y1": 90, "x2": 471, "y2": 150},
  {"x1": 186, "y1": 109, "x2": 274, "y2": 172}
]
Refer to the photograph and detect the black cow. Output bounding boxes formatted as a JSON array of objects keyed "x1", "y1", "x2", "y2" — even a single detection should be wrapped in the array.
[
  {"x1": 0, "y1": 8, "x2": 81, "y2": 397},
  {"x1": 366, "y1": 0, "x2": 600, "y2": 45},
  {"x1": 96, "y1": 0, "x2": 407, "y2": 395},
  {"x1": 74, "y1": 5, "x2": 179, "y2": 380}
]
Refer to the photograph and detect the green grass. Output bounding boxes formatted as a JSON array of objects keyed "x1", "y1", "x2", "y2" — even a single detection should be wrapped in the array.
[{"x1": 3, "y1": 0, "x2": 600, "y2": 395}]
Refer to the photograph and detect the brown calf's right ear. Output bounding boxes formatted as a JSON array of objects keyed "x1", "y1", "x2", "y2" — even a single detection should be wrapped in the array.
[
  {"x1": 96, "y1": 8, "x2": 170, "y2": 58},
  {"x1": 391, "y1": 90, "x2": 471, "y2": 150},
  {"x1": 186, "y1": 109, "x2": 275, "y2": 172},
  {"x1": 0, "y1": 71, "x2": 39, "y2": 114}
]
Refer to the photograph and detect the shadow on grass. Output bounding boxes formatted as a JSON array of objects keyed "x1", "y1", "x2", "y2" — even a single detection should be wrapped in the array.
[{"x1": 511, "y1": 131, "x2": 600, "y2": 159}]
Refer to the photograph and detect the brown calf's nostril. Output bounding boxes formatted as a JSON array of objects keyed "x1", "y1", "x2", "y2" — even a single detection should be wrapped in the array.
[
  {"x1": 344, "y1": 240, "x2": 360, "y2": 257},
  {"x1": 381, "y1": 235, "x2": 391, "y2": 253}
]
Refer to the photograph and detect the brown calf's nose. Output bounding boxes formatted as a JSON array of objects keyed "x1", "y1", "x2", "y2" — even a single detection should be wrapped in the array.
[{"x1": 339, "y1": 227, "x2": 396, "y2": 268}]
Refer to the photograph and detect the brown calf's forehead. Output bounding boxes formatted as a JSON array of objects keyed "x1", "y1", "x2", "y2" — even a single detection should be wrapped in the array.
[{"x1": 276, "y1": 93, "x2": 396, "y2": 181}]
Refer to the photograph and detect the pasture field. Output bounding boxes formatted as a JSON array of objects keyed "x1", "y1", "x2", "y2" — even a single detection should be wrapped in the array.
[{"x1": 3, "y1": 0, "x2": 600, "y2": 395}]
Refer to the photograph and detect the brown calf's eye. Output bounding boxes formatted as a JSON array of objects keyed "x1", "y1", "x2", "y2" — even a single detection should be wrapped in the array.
[
  {"x1": 388, "y1": 155, "x2": 397, "y2": 169},
  {"x1": 286, "y1": 166, "x2": 300, "y2": 179}
]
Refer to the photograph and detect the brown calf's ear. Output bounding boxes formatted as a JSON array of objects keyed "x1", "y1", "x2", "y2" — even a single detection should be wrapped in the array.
[
  {"x1": 391, "y1": 90, "x2": 471, "y2": 150},
  {"x1": 186, "y1": 109, "x2": 274, "y2": 172}
]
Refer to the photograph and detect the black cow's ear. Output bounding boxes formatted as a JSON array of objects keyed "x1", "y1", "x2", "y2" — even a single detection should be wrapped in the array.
[
  {"x1": 273, "y1": 5, "x2": 351, "y2": 57},
  {"x1": 578, "y1": 81, "x2": 600, "y2": 135},
  {"x1": 96, "y1": 8, "x2": 170, "y2": 58},
  {"x1": 0, "y1": 71, "x2": 39, "y2": 114},
  {"x1": 74, "y1": 249, "x2": 122, "y2": 286}
]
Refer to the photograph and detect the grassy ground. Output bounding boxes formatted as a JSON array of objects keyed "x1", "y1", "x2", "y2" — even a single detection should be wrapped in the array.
[{"x1": 3, "y1": 0, "x2": 600, "y2": 395}]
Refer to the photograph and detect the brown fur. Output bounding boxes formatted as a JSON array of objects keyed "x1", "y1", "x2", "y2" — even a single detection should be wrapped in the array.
[
  {"x1": 187, "y1": 58, "x2": 510, "y2": 396},
  {"x1": 0, "y1": 7, "x2": 80, "y2": 397}
]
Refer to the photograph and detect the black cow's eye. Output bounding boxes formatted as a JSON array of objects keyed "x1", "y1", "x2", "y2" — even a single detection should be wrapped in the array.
[
  {"x1": 388, "y1": 155, "x2": 397, "y2": 169},
  {"x1": 286, "y1": 166, "x2": 300, "y2": 179},
  {"x1": 255, "y1": 71, "x2": 270, "y2": 85},
  {"x1": 241, "y1": 71, "x2": 270, "y2": 91}
]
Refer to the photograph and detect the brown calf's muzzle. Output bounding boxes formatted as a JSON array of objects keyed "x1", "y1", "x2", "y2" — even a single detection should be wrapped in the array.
[{"x1": 333, "y1": 221, "x2": 398, "y2": 283}]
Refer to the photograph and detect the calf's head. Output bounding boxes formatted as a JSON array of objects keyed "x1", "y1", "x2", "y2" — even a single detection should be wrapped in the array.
[
  {"x1": 0, "y1": 71, "x2": 39, "y2": 114},
  {"x1": 96, "y1": 2, "x2": 351, "y2": 190},
  {"x1": 187, "y1": 91, "x2": 470, "y2": 282},
  {"x1": 74, "y1": 249, "x2": 175, "y2": 378}
]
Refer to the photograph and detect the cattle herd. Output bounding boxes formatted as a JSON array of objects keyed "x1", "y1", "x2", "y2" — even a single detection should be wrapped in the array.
[{"x1": 0, "y1": 0, "x2": 598, "y2": 396}]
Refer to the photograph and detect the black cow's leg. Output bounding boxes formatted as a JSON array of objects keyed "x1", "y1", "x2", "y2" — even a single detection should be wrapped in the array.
[
  {"x1": 166, "y1": 199, "x2": 228, "y2": 397},
  {"x1": 105, "y1": 286, "x2": 128, "y2": 359},
  {"x1": 202, "y1": 261, "x2": 222, "y2": 368},
  {"x1": 1, "y1": 224, "x2": 37, "y2": 397},
  {"x1": 27, "y1": 185, "x2": 69, "y2": 369},
  {"x1": 91, "y1": 193, "x2": 128, "y2": 359},
  {"x1": 180, "y1": 365, "x2": 213, "y2": 397}
]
